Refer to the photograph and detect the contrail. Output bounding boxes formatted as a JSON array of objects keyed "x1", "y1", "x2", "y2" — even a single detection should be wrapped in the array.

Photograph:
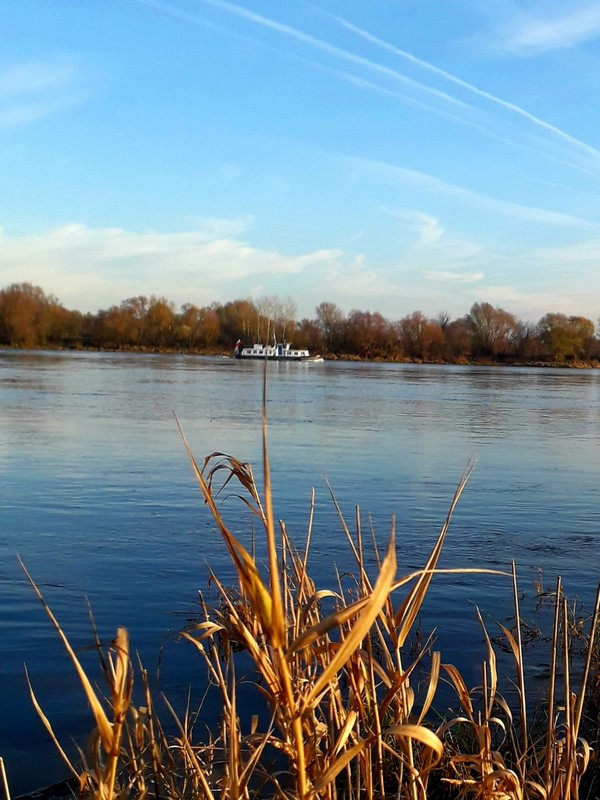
[
  {"x1": 194, "y1": 0, "x2": 474, "y2": 111},
  {"x1": 136, "y1": 0, "x2": 227, "y2": 34},
  {"x1": 138, "y1": 0, "x2": 600, "y2": 168},
  {"x1": 138, "y1": 0, "x2": 474, "y2": 123},
  {"x1": 324, "y1": 9, "x2": 600, "y2": 163}
]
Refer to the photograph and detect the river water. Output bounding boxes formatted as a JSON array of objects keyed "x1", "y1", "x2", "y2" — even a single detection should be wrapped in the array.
[{"x1": 2, "y1": 350, "x2": 600, "y2": 794}]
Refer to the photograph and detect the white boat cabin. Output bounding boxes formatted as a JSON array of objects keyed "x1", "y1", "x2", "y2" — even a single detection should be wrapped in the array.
[{"x1": 234, "y1": 340, "x2": 310, "y2": 360}]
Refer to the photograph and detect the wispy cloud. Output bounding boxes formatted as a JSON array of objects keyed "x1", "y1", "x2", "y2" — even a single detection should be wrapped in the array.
[
  {"x1": 186, "y1": 214, "x2": 254, "y2": 238},
  {"x1": 0, "y1": 61, "x2": 74, "y2": 98},
  {"x1": 382, "y1": 208, "x2": 444, "y2": 245},
  {"x1": 473, "y1": 283, "x2": 600, "y2": 321},
  {"x1": 427, "y1": 270, "x2": 484, "y2": 283},
  {"x1": 527, "y1": 237, "x2": 600, "y2": 266},
  {"x1": 497, "y1": 4, "x2": 600, "y2": 55},
  {"x1": 351, "y1": 156, "x2": 600, "y2": 230},
  {"x1": 0, "y1": 58, "x2": 85, "y2": 128}
]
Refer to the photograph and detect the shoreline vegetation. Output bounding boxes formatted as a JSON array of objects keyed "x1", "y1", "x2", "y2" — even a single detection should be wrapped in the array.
[
  {"x1": 2, "y1": 283, "x2": 600, "y2": 367},
  {"x1": 6, "y1": 404, "x2": 600, "y2": 800},
  {"x1": 4, "y1": 341, "x2": 600, "y2": 371}
]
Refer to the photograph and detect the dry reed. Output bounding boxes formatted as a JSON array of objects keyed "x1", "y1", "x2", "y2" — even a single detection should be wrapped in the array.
[{"x1": 11, "y1": 391, "x2": 600, "y2": 800}]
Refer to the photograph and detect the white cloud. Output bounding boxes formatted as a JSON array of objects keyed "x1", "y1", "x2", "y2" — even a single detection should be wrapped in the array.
[
  {"x1": 384, "y1": 212, "x2": 486, "y2": 264},
  {"x1": 527, "y1": 238, "x2": 600, "y2": 265},
  {"x1": 500, "y1": 4, "x2": 600, "y2": 55},
  {"x1": 472, "y1": 283, "x2": 600, "y2": 321},
  {"x1": 186, "y1": 214, "x2": 254, "y2": 239},
  {"x1": 427, "y1": 270, "x2": 484, "y2": 283},
  {"x1": 383, "y1": 208, "x2": 444, "y2": 246},
  {"x1": 0, "y1": 61, "x2": 74, "y2": 98},
  {"x1": 0, "y1": 58, "x2": 85, "y2": 128},
  {"x1": 0, "y1": 221, "x2": 343, "y2": 312},
  {"x1": 457, "y1": 235, "x2": 600, "y2": 319},
  {"x1": 2, "y1": 219, "x2": 599, "y2": 324}
]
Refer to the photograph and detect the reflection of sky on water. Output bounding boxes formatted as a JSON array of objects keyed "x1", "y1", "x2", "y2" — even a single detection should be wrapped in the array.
[{"x1": 2, "y1": 350, "x2": 600, "y2": 793}]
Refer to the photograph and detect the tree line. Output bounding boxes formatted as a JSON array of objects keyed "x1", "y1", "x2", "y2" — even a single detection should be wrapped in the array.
[{"x1": 1, "y1": 281, "x2": 599, "y2": 364}]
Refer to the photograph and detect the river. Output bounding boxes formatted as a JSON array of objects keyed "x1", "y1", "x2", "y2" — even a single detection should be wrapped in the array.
[{"x1": 2, "y1": 350, "x2": 600, "y2": 794}]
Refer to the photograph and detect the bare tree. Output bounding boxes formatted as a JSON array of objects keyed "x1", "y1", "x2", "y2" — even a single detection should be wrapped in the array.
[
  {"x1": 315, "y1": 301, "x2": 344, "y2": 352},
  {"x1": 466, "y1": 302, "x2": 517, "y2": 357}
]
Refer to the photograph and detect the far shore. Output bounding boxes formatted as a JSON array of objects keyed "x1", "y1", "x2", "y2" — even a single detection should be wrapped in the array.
[{"x1": 3, "y1": 343, "x2": 600, "y2": 370}]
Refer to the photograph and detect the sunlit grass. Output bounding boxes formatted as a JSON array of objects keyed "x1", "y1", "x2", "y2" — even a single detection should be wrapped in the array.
[{"x1": 9, "y1": 394, "x2": 600, "y2": 799}]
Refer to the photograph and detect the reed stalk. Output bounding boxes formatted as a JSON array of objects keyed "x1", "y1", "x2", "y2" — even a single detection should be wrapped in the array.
[{"x1": 0, "y1": 757, "x2": 10, "y2": 800}]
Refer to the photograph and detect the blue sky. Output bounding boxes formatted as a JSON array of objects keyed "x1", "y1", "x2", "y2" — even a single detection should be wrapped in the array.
[{"x1": 1, "y1": 0, "x2": 600, "y2": 322}]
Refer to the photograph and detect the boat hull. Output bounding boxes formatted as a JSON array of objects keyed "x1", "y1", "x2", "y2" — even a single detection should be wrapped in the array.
[{"x1": 235, "y1": 353, "x2": 310, "y2": 361}]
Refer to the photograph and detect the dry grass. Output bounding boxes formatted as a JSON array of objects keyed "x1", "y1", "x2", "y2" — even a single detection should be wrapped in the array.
[{"x1": 9, "y1": 390, "x2": 600, "y2": 799}]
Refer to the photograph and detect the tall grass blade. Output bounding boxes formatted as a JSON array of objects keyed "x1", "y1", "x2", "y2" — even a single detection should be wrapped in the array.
[
  {"x1": 394, "y1": 461, "x2": 474, "y2": 641},
  {"x1": 511, "y1": 561, "x2": 528, "y2": 753},
  {"x1": 261, "y1": 350, "x2": 285, "y2": 650},
  {"x1": 544, "y1": 576, "x2": 562, "y2": 793},
  {"x1": 383, "y1": 724, "x2": 444, "y2": 773},
  {"x1": 301, "y1": 530, "x2": 397, "y2": 710},
  {"x1": 19, "y1": 558, "x2": 115, "y2": 751},
  {"x1": 313, "y1": 738, "x2": 373, "y2": 793},
  {"x1": 174, "y1": 417, "x2": 277, "y2": 639},
  {"x1": 0, "y1": 758, "x2": 11, "y2": 800},
  {"x1": 573, "y1": 581, "x2": 600, "y2": 736},
  {"x1": 24, "y1": 667, "x2": 79, "y2": 780}
]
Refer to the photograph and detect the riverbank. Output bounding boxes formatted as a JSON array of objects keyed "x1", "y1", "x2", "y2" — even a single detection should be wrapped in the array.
[
  {"x1": 14, "y1": 779, "x2": 76, "y2": 800},
  {"x1": 3, "y1": 342, "x2": 600, "y2": 369}
]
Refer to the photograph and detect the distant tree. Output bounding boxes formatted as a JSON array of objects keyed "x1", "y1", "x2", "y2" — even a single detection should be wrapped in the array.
[
  {"x1": 466, "y1": 302, "x2": 517, "y2": 357},
  {"x1": 217, "y1": 299, "x2": 259, "y2": 347},
  {"x1": 398, "y1": 311, "x2": 444, "y2": 360},
  {"x1": 43, "y1": 304, "x2": 83, "y2": 347},
  {"x1": 275, "y1": 297, "x2": 297, "y2": 342},
  {"x1": 254, "y1": 295, "x2": 275, "y2": 343},
  {"x1": 569, "y1": 316, "x2": 596, "y2": 359},
  {"x1": 537, "y1": 313, "x2": 596, "y2": 361},
  {"x1": 343, "y1": 310, "x2": 393, "y2": 359},
  {"x1": 92, "y1": 296, "x2": 150, "y2": 348},
  {"x1": 250, "y1": 295, "x2": 295, "y2": 342},
  {"x1": 6, "y1": 280, "x2": 600, "y2": 366},
  {"x1": 177, "y1": 303, "x2": 202, "y2": 350},
  {"x1": 295, "y1": 318, "x2": 322, "y2": 352},
  {"x1": 121, "y1": 296, "x2": 149, "y2": 346},
  {"x1": 146, "y1": 296, "x2": 176, "y2": 349},
  {"x1": 0, "y1": 282, "x2": 63, "y2": 347},
  {"x1": 443, "y1": 317, "x2": 472, "y2": 361},
  {"x1": 315, "y1": 301, "x2": 345, "y2": 353},
  {"x1": 437, "y1": 310, "x2": 451, "y2": 331},
  {"x1": 196, "y1": 307, "x2": 221, "y2": 350},
  {"x1": 512, "y1": 319, "x2": 540, "y2": 361},
  {"x1": 251, "y1": 295, "x2": 297, "y2": 343},
  {"x1": 93, "y1": 301, "x2": 140, "y2": 348}
]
